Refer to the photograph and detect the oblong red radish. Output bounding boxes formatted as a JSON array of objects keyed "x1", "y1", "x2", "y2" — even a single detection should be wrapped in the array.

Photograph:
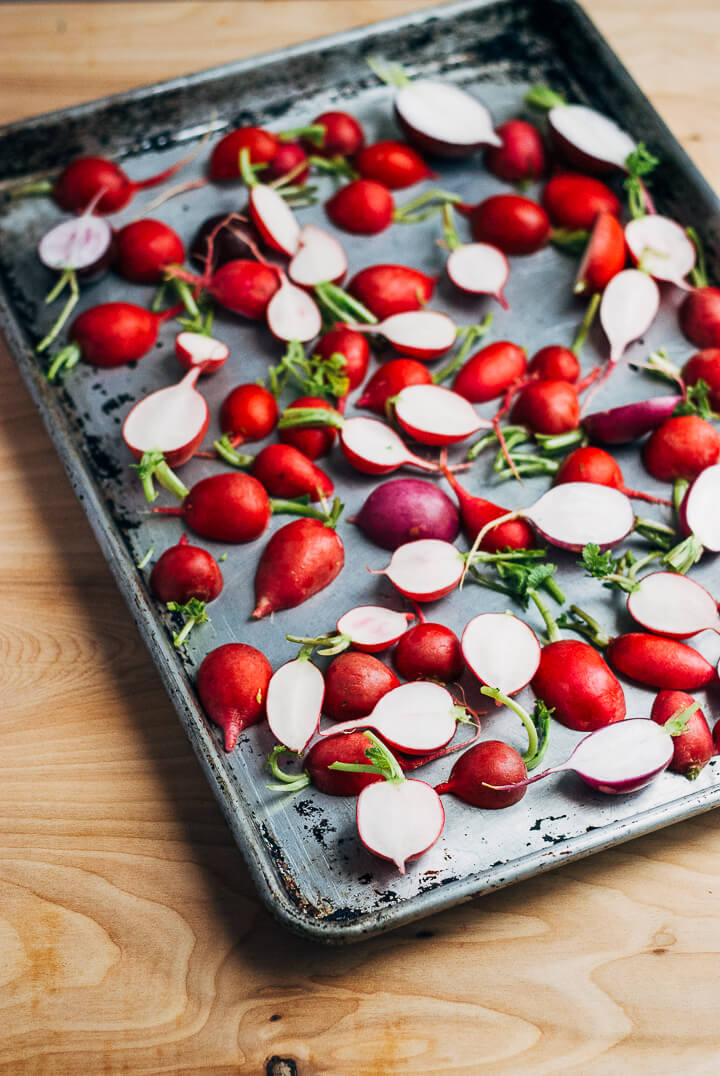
[
  {"x1": 682, "y1": 463, "x2": 720, "y2": 551},
  {"x1": 51, "y1": 154, "x2": 194, "y2": 214},
  {"x1": 175, "y1": 331, "x2": 229, "y2": 375},
  {"x1": 625, "y1": 216, "x2": 695, "y2": 290},
  {"x1": 354, "y1": 140, "x2": 432, "y2": 188},
  {"x1": 452, "y1": 340, "x2": 527, "y2": 404},
  {"x1": 196, "y1": 642, "x2": 272, "y2": 751},
  {"x1": 350, "y1": 311, "x2": 456, "y2": 359},
  {"x1": 288, "y1": 224, "x2": 347, "y2": 286},
  {"x1": 336, "y1": 606, "x2": 415, "y2": 653},
  {"x1": 347, "y1": 264, "x2": 435, "y2": 320},
  {"x1": 249, "y1": 183, "x2": 301, "y2": 256},
  {"x1": 394, "y1": 79, "x2": 501, "y2": 157},
  {"x1": 484, "y1": 119, "x2": 546, "y2": 183},
  {"x1": 150, "y1": 534, "x2": 223, "y2": 605},
  {"x1": 651, "y1": 691, "x2": 714, "y2": 779},
  {"x1": 266, "y1": 274, "x2": 322, "y2": 343},
  {"x1": 600, "y1": 269, "x2": 660, "y2": 363},
  {"x1": 607, "y1": 634, "x2": 717, "y2": 690},
  {"x1": 393, "y1": 384, "x2": 491, "y2": 445},
  {"x1": 321, "y1": 681, "x2": 464, "y2": 755},
  {"x1": 462, "y1": 613, "x2": 541, "y2": 695},
  {"x1": 123, "y1": 369, "x2": 208, "y2": 467},
  {"x1": 376, "y1": 539, "x2": 465, "y2": 602},
  {"x1": 356, "y1": 775, "x2": 444, "y2": 873},
  {"x1": 446, "y1": 243, "x2": 510, "y2": 306},
  {"x1": 547, "y1": 104, "x2": 636, "y2": 174},
  {"x1": 532, "y1": 639, "x2": 626, "y2": 732},
  {"x1": 266, "y1": 653, "x2": 325, "y2": 754},
  {"x1": 250, "y1": 444, "x2": 333, "y2": 501},
  {"x1": 582, "y1": 395, "x2": 681, "y2": 444},
  {"x1": 627, "y1": 572, "x2": 720, "y2": 639},
  {"x1": 253, "y1": 517, "x2": 344, "y2": 618}
]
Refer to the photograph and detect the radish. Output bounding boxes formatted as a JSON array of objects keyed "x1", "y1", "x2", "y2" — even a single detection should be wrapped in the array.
[
  {"x1": 253, "y1": 515, "x2": 345, "y2": 618},
  {"x1": 219, "y1": 382, "x2": 278, "y2": 449},
  {"x1": 353, "y1": 478, "x2": 460, "y2": 550},
  {"x1": 608, "y1": 633, "x2": 717, "y2": 690},
  {"x1": 452, "y1": 341, "x2": 527, "y2": 403},
  {"x1": 532, "y1": 639, "x2": 626, "y2": 731},
  {"x1": 319, "y1": 681, "x2": 471, "y2": 755},
  {"x1": 326, "y1": 179, "x2": 394, "y2": 235},
  {"x1": 266, "y1": 140, "x2": 310, "y2": 184},
  {"x1": 322, "y1": 651, "x2": 400, "y2": 721},
  {"x1": 347, "y1": 311, "x2": 457, "y2": 360},
  {"x1": 268, "y1": 732, "x2": 391, "y2": 796},
  {"x1": 574, "y1": 212, "x2": 626, "y2": 296},
  {"x1": 356, "y1": 358, "x2": 432, "y2": 414},
  {"x1": 266, "y1": 646, "x2": 325, "y2": 754},
  {"x1": 113, "y1": 219, "x2": 185, "y2": 284},
  {"x1": 149, "y1": 534, "x2": 223, "y2": 648},
  {"x1": 190, "y1": 213, "x2": 261, "y2": 271},
  {"x1": 683, "y1": 349, "x2": 720, "y2": 409},
  {"x1": 651, "y1": 691, "x2": 713, "y2": 779},
  {"x1": 209, "y1": 126, "x2": 280, "y2": 180},
  {"x1": 554, "y1": 446, "x2": 672, "y2": 506},
  {"x1": 288, "y1": 224, "x2": 347, "y2": 287},
  {"x1": 278, "y1": 396, "x2": 338, "y2": 460},
  {"x1": 374, "y1": 539, "x2": 465, "y2": 602},
  {"x1": 266, "y1": 273, "x2": 322, "y2": 343},
  {"x1": 625, "y1": 216, "x2": 695, "y2": 289},
  {"x1": 250, "y1": 444, "x2": 333, "y2": 501},
  {"x1": 643, "y1": 415, "x2": 720, "y2": 481},
  {"x1": 525, "y1": 86, "x2": 637, "y2": 174},
  {"x1": 123, "y1": 367, "x2": 208, "y2": 477},
  {"x1": 354, "y1": 141, "x2": 432, "y2": 188},
  {"x1": 464, "y1": 194, "x2": 550, "y2": 255},
  {"x1": 511, "y1": 379, "x2": 580, "y2": 434},
  {"x1": 175, "y1": 331, "x2": 229, "y2": 375},
  {"x1": 306, "y1": 110, "x2": 365, "y2": 157},
  {"x1": 484, "y1": 120, "x2": 546, "y2": 183},
  {"x1": 435, "y1": 741, "x2": 528, "y2": 809},
  {"x1": 440, "y1": 461, "x2": 536, "y2": 551},
  {"x1": 172, "y1": 258, "x2": 280, "y2": 320},
  {"x1": 332, "y1": 732, "x2": 445, "y2": 874},
  {"x1": 288, "y1": 606, "x2": 415, "y2": 659},
  {"x1": 528, "y1": 346, "x2": 580, "y2": 383},
  {"x1": 542, "y1": 173, "x2": 620, "y2": 230},
  {"x1": 600, "y1": 269, "x2": 661, "y2": 364},
  {"x1": 680, "y1": 287, "x2": 720, "y2": 349},
  {"x1": 247, "y1": 182, "x2": 301, "y2": 257},
  {"x1": 392, "y1": 383, "x2": 491, "y2": 445},
  {"x1": 462, "y1": 612, "x2": 541, "y2": 695},
  {"x1": 439, "y1": 204, "x2": 510, "y2": 307},
  {"x1": 678, "y1": 463, "x2": 720, "y2": 558},
  {"x1": 313, "y1": 327, "x2": 369, "y2": 394},
  {"x1": 196, "y1": 642, "x2": 272, "y2": 751},
  {"x1": 627, "y1": 572, "x2": 720, "y2": 639},
  {"x1": 346, "y1": 264, "x2": 435, "y2": 320},
  {"x1": 582, "y1": 395, "x2": 681, "y2": 444},
  {"x1": 395, "y1": 622, "x2": 464, "y2": 683}
]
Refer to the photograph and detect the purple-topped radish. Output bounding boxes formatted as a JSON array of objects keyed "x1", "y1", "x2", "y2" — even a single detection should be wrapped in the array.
[
  {"x1": 123, "y1": 368, "x2": 209, "y2": 480},
  {"x1": 175, "y1": 331, "x2": 230, "y2": 375},
  {"x1": 525, "y1": 86, "x2": 637, "y2": 175},
  {"x1": 626, "y1": 571, "x2": 720, "y2": 639},
  {"x1": 625, "y1": 216, "x2": 695, "y2": 290},
  {"x1": 374, "y1": 539, "x2": 465, "y2": 602},
  {"x1": 392, "y1": 384, "x2": 492, "y2": 446},
  {"x1": 347, "y1": 310, "x2": 457, "y2": 360},
  {"x1": 353, "y1": 478, "x2": 460, "y2": 550},
  {"x1": 462, "y1": 613, "x2": 541, "y2": 696},
  {"x1": 266, "y1": 273, "x2": 322, "y2": 343},
  {"x1": 582, "y1": 395, "x2": 682, "y2": 444},
  {"x1": 288, "y1": 224, "x2": 347, "y2": 287},
  {"x1": 266, "y1": 645, "x2": 325, "y2": 754}
]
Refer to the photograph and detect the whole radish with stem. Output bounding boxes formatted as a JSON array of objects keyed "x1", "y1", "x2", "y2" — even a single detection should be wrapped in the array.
[
  {"x1": 511, "y1": 378, "x2": 581, "y2": 435},
  {"x1": 253, "y1": 510, "x2": 345, "y2": 619},
  {"x1": 196, "y1": 642, "x2": 272, "y2": 751},
  {"x1": 452, "y1": 339, "x2": 527, "y2": 404},
  {"x1": 278, "y1": 396, "x2": 338, "y2": 460},
  {"x1": 113, "y1": 219, "x2": 185, "y2": 285},
  {"x1": 287, "y1": 605, "x2": 417, "y2": 658},
  {"x1": 395, "y1": 622, "x2": 465, "y2": 684},
  {"x1": 305, "y1": 110, "x2": 365, "y2": 157},
  {"x1": 651, "y1": 692, "x2": 713, "y2": 780},
  {"x1": 149, "y1": 534, "x2": 223, "y2": 648},
  {"x1": 352, "y1": 478, "x2": 460, "y2": 550},
  {"x1": 484, "y1": 119, "x2": 546, "y2": 183},
  {"x1": 346, "y1": 263, "x2": 436, "y2": 320},
  {"x1": 267, "y1": 732, "x2": 393, "y2": 797},
  {"x1": 683, "y1": 348, "x2": 720, "y2": 409},
  {"x1": 551, "y1": 447, "x2": 673, "y2": 507},
  {"x1": 441, "y1": 205, "x2": 510, "y2": 308}
]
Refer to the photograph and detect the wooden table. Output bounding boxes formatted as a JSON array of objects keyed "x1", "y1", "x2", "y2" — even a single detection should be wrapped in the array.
[{"x1": 2, "y1": 3, "x2": 720, "y2": 1072}]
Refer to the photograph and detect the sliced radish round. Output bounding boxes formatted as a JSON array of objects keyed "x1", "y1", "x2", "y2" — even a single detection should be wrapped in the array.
[
  {"x1": 357, "y1": 778, "x2": 445, "y2": 872},
  {"x1": 378, "y1": 539, "x2": 464, "y2": 601},
  {"x1": 582, "y1": 395, "x2": 681, "y2": 444},
  {"x1": 548, "y1": 104, "x2": 636, "y2": 173},
  {"x1": 462, "y1": 613, "x2": 541, "y2": 695},
  {"x1": 322, "y1": 681, "x2": 462, "y2": 754},
  {"x1": 627, "y1": 571, "x2": 720, "y2": 639},
  {"x1": 600, "y1": 269, "x2": 660, "y2": 363},
  {"x1": 340, "y1": 416, "x2": 438, "y2": 474},
  {"x1": 266, "y1": 274, "x2": 322, "y2": 343},
  {"x1": 336, "y1": 605, "x2": 414, "y2": 652},
  {"x1": 395, "y1": 79, "x2": 501, "y2": 157},
  {"x1": 175, "y1": 331, "x2": 230, "y2": 374},
  {"x1": 393, "y1": 384, "x2": 491, "y2": 445},
  {"x1": 350, "y1": 311, "x2": 456, "y2": 360},
  {"x1": 683, "y1": 464, "x2": 720, "y2": 551},
  {"x1": 266, "y1": 655, "x2": 325, "y2": 754},
  {"x1": 38, "y1": 213, "x2": 113, "y2": 272},
  {"x1": 625, "y1": 216, "x2": 695, "y2": 290},
  {"x1": 446, "y1": 242, "x2": 510, "y2": 306},
  {"x1": 122, "y1": 369, "x2": 208, "y2": 467},
  {"x1": 288, "y1": 224, "x2": 347, "y2": 286},
  {"x1": 526, "y1": 482, "x2": 635, "y2": 551},
  {"x1": 249, "y1": 183, "x2": 301, "y2": 257}
]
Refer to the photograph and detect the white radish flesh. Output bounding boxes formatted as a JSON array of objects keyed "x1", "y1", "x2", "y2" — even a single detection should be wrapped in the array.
[
  {"x1": 340, "y1": 416, "x2": 438, "y2": 474},
  {"x1": 563, "y1": 719, "x2": 673, "y2": 793},
  {"x1": 627, "y1": 571, "x2": 720, "y2": 638},
  {"x1": 288, "y1": 224, "x2": 347, "y2": 286},
  {"x1": 38, "y1": 213, "x2": 113, "y2": 272},
  {"x1": 336, "y1": 606, "x2": 413, "y2": 650},
  {"x1": 625, "y1": 216, "x2": 695, "y2": 290},
  {"x1": 526, "y1": 482, "x2": 635, "y2": 551},
  {"x1": 683, "y1": 464, "x2": 720, "y2": 551},
  {"x1": 250, "y1": 184, "x2": 301, "y2": 257},
  {"x1": 379, "y1": 539, "x2": 465, "y2": 601},
  {"x1": 266, "y1": 656, "x2": 325, "y2": 754},
  {"x1": 357, "y1": 778, "x2": 444, "y2": 872},
  {"x1": 393, "y1": 384, "x2": 491, "y2": 445},
  {"x1": 175, "y1": 331, "x2": 229, "y2": 374},
  {"x1": 446, "y1": 242, "x2": 510, "y2": 305},
  {"x1": 355, "y1": 311, "x2": 456, "y2": 359},
  {"x1": 266, "y1": 275, "x2": 322, "y2": 343},
  {"x1": 322, "y1": 681, "x2": 461, "y2": 754},
  {"x1": 395, "y1": 79, "x2": 501, "y2": 156},
  {"x1": 122, "y1": 369, "x2": 208, "y2": 461},
  {"x1": 600, "y1": 269, "x2": 660, "y2": 363},
  {"x1": 462, "y1": 613, "x2": 541, "y2": 695},
  {"x1": 549, "y1": 104, "x2": 636, "y2": 172}
]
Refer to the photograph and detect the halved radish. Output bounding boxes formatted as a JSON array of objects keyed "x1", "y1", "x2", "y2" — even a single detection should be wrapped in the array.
[
  {"x1": 349, "y1": 310, "x2": 457, "y2": 359},
  {"x1": 547, "y1": 103, "x2": 636, "y2": 174},
  {"x1": 626, "y1": 572, "x2": 720, "y2": 639},
  {"x1": 175, "y1": 331, "x2": 229, "y2": 374},
  {"x1": 392, "y1": 77, "x2": 501, "y2": 158},
  {"x1": 462, "y1": 613, "x2": 541, "y2": 695},
  {"x1": 249, "y1": 183, "x2": 301, "y2": 256},
  {"x1": 123, "y1": 369, "x2": 209, "y2": 468},
  {"x1": 600, "y1": 269, "x2": 660, "y2": 363},
  {"x1": 336, "y1": 606, "x2": 415, "y2": 652},
  {"x1": 681, "y1": 463, "x2": 720, "y2": 552},
  {"x1": 38, "y1": 211, "x2": 113, "y2": 275},
  {"x1": 375, "y1": 539, "x2": 465, "y2": 601},
  {"x1": 625, "y1": 216, "x2": 695, "y2": 290},
  {"x1": 446, "y1": 243, "x2": 510, "y2": 307},
  {"x1": 288, "y1": 224, "x2": 347, "y2": 287},
  {"x1": 266, "y1": 650, "x2": 325, "y2": 754},
  {"x1": 266, "y1": 274, "x2": 322, "y2": 343},
  {"x1": 574, "y1": 212, "x2": 626, "y2": 296},
  {"x1": 393, "y1": 384, "x2": 491, "y2": 445}
]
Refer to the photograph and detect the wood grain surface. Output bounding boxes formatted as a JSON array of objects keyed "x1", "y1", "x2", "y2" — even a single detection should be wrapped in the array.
[{"x1": 2, "y1": 3, "x2": 720, "y2": 1073}]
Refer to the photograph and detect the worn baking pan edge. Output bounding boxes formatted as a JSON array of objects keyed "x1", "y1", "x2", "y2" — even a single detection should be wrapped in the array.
[{"x1": 2, "y1": 0, "x2": 720, "y2": 944}]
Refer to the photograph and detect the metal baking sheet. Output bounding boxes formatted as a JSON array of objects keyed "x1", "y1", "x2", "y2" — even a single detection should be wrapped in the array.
[{"x1": 2, "y1": 0, "x2": 720, "y2": 943}]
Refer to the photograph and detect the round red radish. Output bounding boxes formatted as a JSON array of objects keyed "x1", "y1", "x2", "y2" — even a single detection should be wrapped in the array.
[
  {"x1": 122, "y1": 369, "x2": 208, "y2": 468},
  {"x1": 326, "y1": 180, "x2": 394, "y2": 235},
  {"x1": 69, "y1": 302, "x2": 177, "y2": 368},
  {"x1": 278, "y1": 396, "x2": 338, "y2": 459},
  {"x1": 347, "y1": 264, "x2": 435, "y2": 320},
  {"x1": 315, "y1": 327, "x2": 369, "y2": 391},
  {"x1": 574, "y1": 211, "x2": 627, "y2": 296},
  {"x1": 353, "y1": 478, "x2": 460, "y2": 550},
  {"x1": 308, "y1": 111, "x2": 365, "y2": 157},
  {"x1": 440, "y1": 463, "x2": 535, "y2": 551},
  {"x1": 528, "y1": 345, "x2": 580, "y2": 383},
  {"x1": 484, "y1": 119, "x2": 546, "y2": 183},
  {"x1": 205, "y1": 259, "x2": 281, "y2": 320},
  {"x1": 531, "y1": 639, "x2": 626, "y2": 732},
  {"x1": 683, "y1": 349, "x2": 720, "y2": 409},
  {"x1": 554, "y1": 446, "x2": 669, "y2": 505},
  {"x1": 608, "y1": 634, "x2": 717, "y2": 690},
  {"x1": 356, "y1": 358, "x2": 432, "y2": 414},
  {"x1": 169, "y1": 473, "x2": 271, "y2": 543},
  {"x1": 196, "y1": 642, "x2": 272, "y2": 751},
  {"x1": 354, "y1": 140, "x2": 431, "y2": 188},
  {"x1": 679, "y1": 287, "x2": 720, "y2": 349},
  {"x1": 467, "y1": 194, "x2": 550, "y2": 255},
  {"x1": 377, "y1": 539, "x2": 465, "y2": 602},
  {"x1": 395, "y1": 623, "x2": 463, "y2": 683},
  {"x1": 51, "y1": 155, "x2": 188, "y2": 215},
  {"x1": 452, "y1": 340, "x2": 527, "y2": 403},
  {"x1": 323, "y1": 651, "x2": 400, "y2": 722},
  {"x1": 220, "y1": 383, "x2": 278, "y2": 444},
  {"x1": 253, "y1": 518, "x2": 345, "y2": 618},
  {"x1": 298, "y1": 732, "x2": 391, "y2": 795},
  {"x1": 209, "y1": 126, "x2": 279, "y2": 180},
  {"x1": 643, "y1": 415, "x2": 720, "y2": 481},
  {"x1": 511, "y1": 378, "x2": 580, "y2": 434},
  {"x1": 267, "y1": 140, "x2": 310, "y2": 183},
  {"x1": 435, "y1": 742, "x2": 527, "y2": 809},
  {"x1": 174, "y1": 332, "x2": 229, "y2": 375},
  {"x1": 113, "y1": 219, "x2": 184, "y2": 284},
  {"x1": 149, "y1": 534, "x2": 223, "y2": 604},
  {"x1": 651, "y1": 690, "x2": 714, "y2": 779},
  {"x1": 542, "y1": 173, "x2": 620, "y2": 230},
  {"x1": 250, "y1": 444, "x2": 333, "y2": 501}
]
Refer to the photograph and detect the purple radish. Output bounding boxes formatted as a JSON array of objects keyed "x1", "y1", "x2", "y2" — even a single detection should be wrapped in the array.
[
  {"x1": 526, "y1": 87, "x2": 637, "y2": 174},
  {"x1": 348, "y1": 310, "x2": 457, "y2": 359},
  {"x1": 442, "y1": 205, "x2": 509, "y2": 307},
  {"x1": 627, "y1": 571, "x2": 720, "y2": 639},
  {"x1": 393, "y1": 384, "x2": 492, "y2": 446},
  {"x1": 266, "y1": 273, "x2": 322, "y2": 343},
  {"x1": 288, "y1": 224, "x2": 347, "y2": 287},
  {"x1": 374, "y1": 539, "x2": 465, "y2": 602},
  {"x1": 319, "y1": 680, "x2": 472, "y2": 755},
  {"x1": 331, "y1": 732, "x2": 445, "y2": 873},
  {"x1": 462, "y1": 613, "x2": 541, "y2": 696},
  {"x1": 266, "y1": 647, "x2": 325, "y2": 754},
  {"x1": 600, "y1": 269, "x2": 660, "y2": 364},
  {"x1": 249, "y1": 182, "x2": 301, "y2": 256},
  {"x1": 123, "y1": 368, "x2": 209, "y2": 471},
  {"x1": 175, "y1": 331, "x2": 230, "y2": 374},
  {"x1": 353, "y1": 477, "x2": 460, "y2": 550},
  {"x1": 625, "y1": 216, "x2": 695, "y2": 290},
  {"x1": 582, "y1": 395, "x2": 682, "y2": 444}
]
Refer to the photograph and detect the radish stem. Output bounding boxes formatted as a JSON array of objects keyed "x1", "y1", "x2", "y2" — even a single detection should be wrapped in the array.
[
  {"x1": 285, "y1": 631, "x2": 351, "y2": 655},
  {"x1": 314, "y1": 282, "x2": 377, "y2": 326},
  {"x1": 686, "y1": 227, "x2": 708, "y2": 288},
  {"x1": 46, "y1": 342, "x2": 82, "y2": 381},
  {"x1": 330, "y1": 730, "x2": 405, "y2": 782},
  {"x1": 36, "y1": 269, "x2": 80, "y2": 353},
  {"x1": 266, "y1": 745, "x2": 311, "y2": 792},
  {"x1": 131, "y1": 450, "x2": 189, "y2": 503},
  {"x1": 479, "y1": 686, "x2": 551, "y2": 770},
  {"x1": 431, "y1": 315, "x2": 493, "y2": 384},
  {"x1": 212, "y1": 434, "x2": 254, "y2": 468},
  {"x1": 633, "y1": 516, "x2": 678, "y2": 551},
  {"x1": 10, "y1": 178, "x2": 53, "y2": 198},
  {"x1": 308, "y1": 155, "x2": 358, "y2": 180},
  {"x1": 367, "y1": 57, "x2": 412, "y2": 89},
  {"x1": 137, "y1": 543, "x2": 155, "y2": 570},
  {"x1": 394, "y1": 189, "x2": 463, "y2": 224},
  {"x1": 557, "y1": 604, "x2": 612, "y2": 648},
  {"x1": 167, "y1": 597, "x2": 209, "y2": 647},
  {"x1": 662, "y1": 533, "x2": 704, "y2": 575},
  {"x1": 571, "y1": 292, "x2": 600, "y2": 356},
  {"x1": 524, "y1": 85, "x2": 567, "y2": 110}
]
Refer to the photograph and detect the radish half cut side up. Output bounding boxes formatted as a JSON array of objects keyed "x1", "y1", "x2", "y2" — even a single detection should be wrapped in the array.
[
  {"x1": 336, "y1": 605, "x2": 415, "y2": 652},
  {"x1": 175, "y1": 331, "x2": 229, "y2": 375},
  {"x1": 266, "y1": 274, "x2": 322, "y2": 343},
  {"x1": 122, "y1": 369, "x2": 209, "y2": 467},
  {"x1": 351, "y1": 311, "x2": 457, "y2": 360},
  {"x1": 38, "y1": 213, "x2": 113, "y2": 276},
  {"x1": 682, "y1": 463, "x2": 720, "y2": 552},
  {"x1": 462, "y1": 613, "x2": 541, "y2": 696},
  {"x1": 393, "y1": 384, "x2": 492, "y2": 446},
  {"x1": 377, "y1": 539, "x2": 465, "y2": 601},
  {"x1": 340, "y1": 416, "x2": 439, "y2": 475},
  {"x1": 446, "y1": 243, "x2": 510, "y2": 307},
  {"x1": 288, "y1": 224, "x2": 347, "y2": 287},
  {"x1": 627, "y1": 571, "x2": 720, "y2": 639},
  {"x1": 625, "y1": 216, "x2": 695, "y2": 290},
  {"x1": 357, "y1": 777, "x2": 445, "y2": 873},
  {"x1": 395, "y1": 79, "x2": 501, "y2": 158},
  {"x1": 320, "y1": 681, "x2": 464, "y2": 754},
  {"x1": 600, "y1": 269, "x2": 660, "y2": 364},
  {"x1": 523, "y1": 482, "x2": 635, "y2": 551},
  {"x1": 582, "y1": 395, "x2": 682, "y2": 444},
  {"x1": 249, "y1": 183, "x2": 301, "y2": 257},
  {"x1": 266, "y1": 653, "x2": 325, "y2": 754},
  {"x1": 548, "y1": 104, "x2": 636, "y2": 173}
]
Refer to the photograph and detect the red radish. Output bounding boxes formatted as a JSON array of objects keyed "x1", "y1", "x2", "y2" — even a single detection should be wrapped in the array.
[
  {"x1": 354, "y1": 141, "x2": 432, "y2": 188},
  {"x1": 268, "y1": 732, "x2": 391, "y2": 796},
  {"x1": 375, "y1": 539, "x2": 465, "y2": 602},
  {"x1": 196, "y1": 642, "x2": 272, "y2": 751},
  {"x1": 323, "y1": 651, "x2": 400, "y2": 721},
  {"x1": 643, "y1": 415, "x2": 720, "y2": 481},
  {"x1": 353, "y1": 478, "x2": 460, "y2": 550},
  {"x1": 177, "y1": 259, "x2": 280, "y2": 320},
  {"x1": 395, "y1": 623, "x2": 464, "y2": 683},
  {"x1": 625, "y1": 216, "x2": 695, "y2": 289},
  {"x1": 250, "y1": 444, "x2": 333, "y2": 501},
  {"x1": 346, "y1": 264, "x2": 435, "y2": 320},
  {"x1": 348, "y1": 310, "x2": 457, "y2": 360},
  {"x1": 253, "y1": 517, "x2": 344, "y2": 618},
  {"x1": 48, "y1": 154, "x2": 195, "y2": 214},
  {"x1": 123, "y1": 368, "x2": 208, "y2": 470},
  {"x1": 266, "y1": 648, "x2": 325, "y2": 754},
  {"x1": 278, "y1": 396, "x2": 338, "y2": 459},
  {"x1": 627, "y1": 572, "x2": 720, "y2": 639},
  {"x1": 464, "y1": 194, "x2": 550, "y2": 256},
  {"x1": 608, "y1": 633, "x2": 717, "y2": 690},
  {"x1": 452, "y1": 341, "x2": 527, "y2": 403},
  {"x1": 266, "y1": 140, "x2": 310, "y2": 184},
  {"x1": 484, "y1": 119, "x2": 546, "y2": 183},
  {"x1": 307, "y1": 110, "x2": 365, "y2": 157},
  {"x1": 436, "y1": 741, "x2": 527, "y2": 809},
  {"x1": 683, "y1": 349, "x2": 720, "y2": 409},
  {"x1": 335, "y1": 606, "x2": 415, "y2": 654},
  {"x1": 582, "y1": 395, "x2": 681, "y2": 444},
  {"x1": 440, "y1": 462, "x2": 536, "y2": 551},
  {"x1": 149, "y1": 534, "x2": 223, "y2": 648},
  {"x1": 531, "y1": 639, "x2": 626, "y2": 731},
  {"x1": 542, "y1": 173, "x2": 620, "y2": 230},
  {"x1": 600, "y1": 268, "x2": 660, "y2": 364},
  {"x1": 288, "y1": 225, "x2": 347, "y2": 287},
  {"x1": 680, "y1": 287, "x2": 720, "y2": 349},
  {"x1": 574, "y1": 212, "x2": 626, "y2": 296},
  {"x1": 651, "y1": 691, "x2": 713, "y2": 779},
  {"x1": 393, "y1": 384, "x2": 491, "y2": 445},
  {"x1": 462, "y1": 613, "x2": 541, "y2": 696},
  {"x1": 356, "y1": 358, "x2": 433, "y2": 414},
  {"x1": 554, "y1": 446, "x2": 672, "y2": 506},
  {"x1": 220, "y1": 383, "x2": 278, "y2": 445},
  {"x1": 209, "y1": 126, "x2": 279, "y2": 180},
  {"x1": 174, "y1": 331, "x2": 229, "y2": 375},
  {"x1": 247, "y1": 182, "x2": 301, "y2": 256},
  {"x1": 113, "y1": 219, "x2": 184, "y2": 284},
  {"x1": 326, "y1": 180, "x2": 394, "y2": 235},
  {"x1": 314, "y1": 327, "x2": 369, "y2": 391},
  {"x1": 446, "y1": 242, "x2": 510, "y2": 307},
  {"x1": 266, "y1": 273, "x2": 322, "y2": 343},
  {"x1": 526, "y1": 87, "x2": 637, "y2": 174},
  {"x1": 679, "y1": 463, "x2": 720, "y2": 553},
  {"x1": 528, "y1": 346, "x2": 580, "y2": 383},
  {"x1": 511, "y1": 378, "x2": 580, "y2": 434}
]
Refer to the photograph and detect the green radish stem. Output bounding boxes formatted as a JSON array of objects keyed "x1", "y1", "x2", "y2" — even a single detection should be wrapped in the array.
[
  {"x1": 285, "y1": 631, "x2": 351, "y2": 655},
  {"x1": 131, "y1": 450, "x2": 189, "y2": 503},
  {"x1": 212, "y1": 434, "x2": 254, "y2": 468},
  {"x1": 266, "y1": 745, "x2": 311, "y2": 793},
  {"x1": 687, "y1": 227, "x2": 708, "y2": 288},
  {"x1": 329, "y1": 731, "x2": 406, "y2": 782},
  {"x1": 524, "y1": 85, "x2": 568, "y2": 110},
  {"x1": 633, "y1": 516, "x2": 678, "y2": 551},
  {"x1": 673, "y1": 478, "x2": 689, "y2": 517},
  {"x1": 551, "y1": 228, "x2": 590, "y2": 254},
  {"x1": 431, "y1": 316, "x2": 494, "y2": 384},
  {"x1": 662, "y1": 533, "x2": 705, "y2": 575},
  {"x1": 314, "y1": 282, "x2": 377, "y2": 326},
  {"x1": 479, "y1": 686, "x2": 552, "y2": 771},
  {"x1": 36, "y1": 268, "x2": 80, "y2": 353},
  {"x1": 664, "y1": 701, "x2": 700, "y2": 738},
  {"x1": 137, "y1": 544, "x2": 155, "y2": 570},
  {"x1": 278, "y1": 406, "x2": 344, "y2": 431},
  {"x1": 167, "y1": 597, "x2": 209, "y2": 647},
  {"x1": 279, "y1": 123, "x2": 326, "y2": 144},
  {"x1": 367, "y1": 57, "x2": 413, "y2": 88},
  {"x1": 624, "y1": 143, "x2": 660, "y2": 219},
  {"x1": 46, "y1": 342, "x2": 83, "y2": 381},
  {"x1": 394, "y1": 189, "x2": 463, "y2": 225},
  {"x1": 308, "y1": 155, "x2": 358, "y2": 180},
  {"x1": 268, "y1": 339, "x2": 351, "y2": 400},
  {"x1": 440, "y1": 204, "x2": 463, "y2": 252},
  {"x1": 572, "y1": 292, "x2": 601, "y2": 356},
  {"x1": 9, "y1": 178, "x2": 54, "y2": 199},
  {"x1": 557, "y1": 604, "x2": 612, "y2": 648}
]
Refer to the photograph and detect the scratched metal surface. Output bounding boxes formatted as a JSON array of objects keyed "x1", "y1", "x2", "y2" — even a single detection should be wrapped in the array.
[{"x1": 2, "y1": 0, "x2": 720, "y2": 943}]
